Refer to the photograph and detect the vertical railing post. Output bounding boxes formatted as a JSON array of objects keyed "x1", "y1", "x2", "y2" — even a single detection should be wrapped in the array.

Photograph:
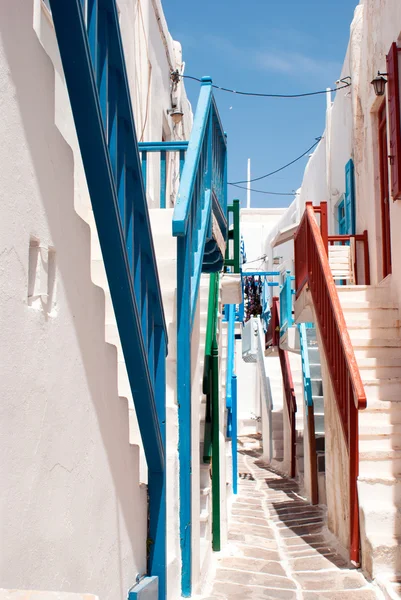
[
  {"x1": 363, "y1": 230, "x2": 370, "y2": 285},
  {"x1": 160, "y1": 150, "x2": 167, "y2": 208},
  {"x1": 233, "y1": 199, "x2": 240, "y2": 272},
  {"x1": 232, "y1": 374, "x2": 238, "y2": 495},
  {"x1": 320, "y1": 201, "x2": 328, "y2": 255},
  {"x1": 211, "y1": 272, "x2": 221, "y2": 551},
  {"x1": 148, "y1": 326, "x2": 167, "y2": 600},
  {"x1": 177, "y1": 232, "x2": 192, "y2": 597},
  {"x1": 349, "y1": 380, "x2": 360, "y2": 565}
]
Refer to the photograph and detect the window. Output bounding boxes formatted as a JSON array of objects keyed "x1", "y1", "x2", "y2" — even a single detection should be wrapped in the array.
[
  {"x1": 344, "y1": 158, "x2": 356, "y2": 234},
  {"x1": 386, "y1": 42, "x2": 401, "y2": 199},
  {"x1": 337, "y1": 196, "x2": 346, "y2": 235}
]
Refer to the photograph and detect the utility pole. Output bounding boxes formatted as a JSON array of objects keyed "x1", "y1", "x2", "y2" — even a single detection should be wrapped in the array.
[{"x1": 247, "y1": 158, "x2": 251, "y2": 209}]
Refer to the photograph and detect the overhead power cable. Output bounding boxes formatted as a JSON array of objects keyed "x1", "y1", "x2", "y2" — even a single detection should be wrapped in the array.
[
  {"x1": 172, "y1": 72, "x2": 351, "y2": 99},
  {"x1": 229, "y1": 184, "x2": 297, "y2": 196},
  {"x1": 229, "y1": 137, "x2": 322, "y2": 185}
]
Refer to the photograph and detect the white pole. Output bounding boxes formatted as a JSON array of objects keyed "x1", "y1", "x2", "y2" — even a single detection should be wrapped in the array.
[{"x1": 247, "y1": 158, "x2": 251, "y2": 209}]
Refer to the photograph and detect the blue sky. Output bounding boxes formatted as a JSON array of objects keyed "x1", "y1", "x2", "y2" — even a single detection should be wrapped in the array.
[{"x1": 163, "y1": 0, "x2": 358, "y2": 208}]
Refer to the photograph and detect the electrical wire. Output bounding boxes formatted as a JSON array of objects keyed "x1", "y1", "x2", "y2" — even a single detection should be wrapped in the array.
[
  {"x1": 229, "y1": 184, "x2": 297, "y2": 196},
  {"x1": 230, "y1": 137, "x2": 322, "y2": 185},
  {"x1": 173, "y1": 72, "x2": 351, "y2": 99}
]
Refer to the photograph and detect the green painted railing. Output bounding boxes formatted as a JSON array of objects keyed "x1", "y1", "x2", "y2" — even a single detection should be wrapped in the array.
[
  {"x1": 225, "y1": 199, "x2": 240, "y2": 273},
  {"x1": 202, "y1": 272, "x2": 221, "y2": 550}
]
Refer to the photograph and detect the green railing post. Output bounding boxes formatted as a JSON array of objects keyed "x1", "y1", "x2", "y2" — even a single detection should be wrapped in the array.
[
  {"x1": 225, "y1": 199, "x2": 240, "y2": 273},
  {"x1": 211, "y1": 272, "x2": 221, "y2": 551},
  {"x1": 203, "y1": 273, "x2": 218, "y2": 463},
  {"x1": 233, "y1": 199, "x2": 240, "y2": 273}
]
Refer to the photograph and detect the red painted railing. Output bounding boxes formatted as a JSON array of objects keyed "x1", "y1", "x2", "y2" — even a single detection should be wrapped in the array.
[
  {"x1": 328, "y1": 232, "x2": 370, "y2": 285},
  {"x1": 295, "y1": 202, "x2": 366, "y2": 565},
  {"x1": 267, "y1": 297, "x2": 297, "y2": 478}
]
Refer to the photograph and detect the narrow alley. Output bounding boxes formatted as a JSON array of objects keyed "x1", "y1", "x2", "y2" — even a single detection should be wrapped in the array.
[{"x1": 201, "y1": 437, "x2": 378, "y2": 600}]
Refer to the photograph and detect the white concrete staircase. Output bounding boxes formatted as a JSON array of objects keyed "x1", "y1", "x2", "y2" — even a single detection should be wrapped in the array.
[
  {"x1": 262, "y1": 354, "x2": 285, "y2": 469},
  {"x1": 336, "y1": 283, "x2": 401, "y2": 582}
]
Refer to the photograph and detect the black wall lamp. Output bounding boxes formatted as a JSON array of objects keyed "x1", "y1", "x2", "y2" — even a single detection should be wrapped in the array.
[{"x1": 371, "y1": 71, "x2": 388, "y2": 96}]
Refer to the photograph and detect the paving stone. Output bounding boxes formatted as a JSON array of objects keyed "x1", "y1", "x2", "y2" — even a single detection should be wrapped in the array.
[
  {"x1": 231, "y1": 508, "x2": 265, "y2": 518},
  {"x1": 231, "y1": 515, "x2": 269, "y2": 526},
  {"x1": 283, "y1": 534, "x2": 327, "y2": 547},
  {"x1": 289, "y1": 553, "x2": 349, "y2": 571},
  {"x1": 302, "y1": 590, "x2": 378, "y2": 599},
  {"x1": 212, "y1": 582, "x2": 297, "y2": 600},
  {"x1": 199, "y1": 437, "x2": 378, "y2": 600},
  {"x1": 215, "y1": 568, "x2": 297, "y2": 589},
  {"x1": 218, "y1": 556, "x2": 286, "y2": 577},
  {"x1": 233, "y1": 544, "x2": 280, "y2": 562},
  {"x1": 294, "y1": 571, "x2": 368, "y2": 591}
]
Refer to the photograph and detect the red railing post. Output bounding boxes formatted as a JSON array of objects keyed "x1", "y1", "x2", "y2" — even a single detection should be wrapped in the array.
[
  {"x1": 320, "y1": 201, "x2": 328, "y2": 255},
  {"x1": 363, "y1": 230, "x2": 370, "y2": 285}
]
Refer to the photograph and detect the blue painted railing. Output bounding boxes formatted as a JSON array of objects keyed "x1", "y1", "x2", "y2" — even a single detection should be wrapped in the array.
[
  {"x1": 138, "y1": 141, "x2": 188, "y2": 208},
  {"x1": 172, "y1": 76, "x2": 227, "y2": 597},
  {"x1": 48, "y1": 1, "x2": 167, "y2": 598},
  {"x1": 280, "y1": 271, "x2": 295, "y2": 337},
  {"x1": 299, "y1": 323, "x2": 314, "y2": 409}
]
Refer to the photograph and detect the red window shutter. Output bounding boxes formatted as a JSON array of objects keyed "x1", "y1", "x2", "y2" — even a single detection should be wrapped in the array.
[{"x1": 386, "y1": 42, "x2": 401, "y2": 199}]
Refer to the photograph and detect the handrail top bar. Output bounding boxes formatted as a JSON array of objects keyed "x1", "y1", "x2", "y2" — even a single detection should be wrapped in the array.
[
  {"x1": 301, "y1": 202, "x2": 366, "y2": 410},
  {"x1": 173, "y1": 77, "x2": 226, "y2": 237},
  {"x1": 242, "y1": 271, "x2": 280, "y2": 276},
  {"x1": 138, "y1": 141, "x2": 189, "y2": 152},
  {"x1": 172, "y1": 81, "x2": 214, "y2": 236},
  {"x1": 328, "y1": 234, "x2": 366, "y2": 242}
]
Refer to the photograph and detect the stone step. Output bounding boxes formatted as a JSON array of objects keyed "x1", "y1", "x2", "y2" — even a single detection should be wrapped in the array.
[
  {"x1": 359, "y1": 449, "x2": 401, "y2": 477},
  {"x1": 344, "y1": 312, "x2": 401, "y2": 329},
  {"x1": 354, "y1": 346, "x2": 401, "y2": 360},
  {"x1": 360, "y1": 436, "x2": 401, "y2": 452},
  {"x1": 336, "y1": 284, "x2": 392, "y2": 303},
  {"x1": 347, "y1": 325, "x2": 401, "y2": 340},
  {"x1": 350, "y1": 335, "x2": 401, "y2": 348},
  {"x1": 361, "y1": 378, "x2": 401, "y2": 402}
]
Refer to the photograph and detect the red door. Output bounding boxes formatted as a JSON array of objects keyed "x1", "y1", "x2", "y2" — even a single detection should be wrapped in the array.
[{"x1": 379, "y1": 103, "x2": 392, "y2": 277}]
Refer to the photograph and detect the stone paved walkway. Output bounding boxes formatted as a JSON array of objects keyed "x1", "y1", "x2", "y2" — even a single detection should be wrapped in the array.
[{"x1": 202, "y1": 438, "x2": 379, "y2": 600}]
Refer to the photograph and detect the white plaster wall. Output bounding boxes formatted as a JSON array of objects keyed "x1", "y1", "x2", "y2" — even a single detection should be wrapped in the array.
[
  {"x1": 0, "y1": 0, "x2": 194, "y2": 597},
  {"x1": 241, "y1": 208, "x2": 286, "y2": 272},
  {"x1": 239, "y1": 209, "x2": 286, "y2": 435},
  {"x1": 0, "y1": 2, "x2": 147, "y2": 596},
  {"x1": 116, "y1": 0, "x2": 193, "y2": 208}
]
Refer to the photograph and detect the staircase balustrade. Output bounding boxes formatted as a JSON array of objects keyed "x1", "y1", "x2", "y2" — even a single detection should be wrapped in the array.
[
  {"x1": 48, "y1": 1, "x2": 168, "y2": 597},
  {"x1": 138, "y1": 141, "x2": 188, "y2": 208},
  {"x1": 280, "y1": 270, "x2": 295, "y2": 338},
  {"x1": 294, "y1": 201, "x2": 366, "y2": 564},
  {"x1": 172, "y1": 77, "x2": 227, "y2": 596}
]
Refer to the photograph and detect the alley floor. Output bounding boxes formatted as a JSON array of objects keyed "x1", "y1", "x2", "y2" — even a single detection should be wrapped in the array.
[{"x1": 201, "y1": 436, "x2": 379, "y2": 600}]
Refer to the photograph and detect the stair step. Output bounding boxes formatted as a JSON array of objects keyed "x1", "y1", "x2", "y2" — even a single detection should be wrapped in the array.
[
  {"x1": 361, "y1": 378, "x2": 401, "y2": 402},
  {"x1": 337, "y1": 284, "x2": 392, "y2": 303},
  {"x1": 347, "y1": 326, "x2": 401, "y2": 340}
]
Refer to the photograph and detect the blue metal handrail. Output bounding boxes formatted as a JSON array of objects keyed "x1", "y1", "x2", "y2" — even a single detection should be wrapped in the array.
[
  {"x1": 172, "y1": 76, "x2": 227, "y2": 597},
  {"x1": 48, "y1": 1, "x2": 167, "y2": 597},
  {"x1": 280, "y1": 271, "x2": 295, "y2": 337},
  {"x1": 138, "y1": 141, "x2": 189, "y2": 209},
  {"x1": 299, "y1": 323, "x2": 314, "y2": 409}
]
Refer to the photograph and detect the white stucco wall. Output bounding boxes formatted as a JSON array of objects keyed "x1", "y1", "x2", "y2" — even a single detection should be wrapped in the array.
[
  {"x1": 239, "y1": 209, "x2": 286, "y2": 434},
  {"x1": 0, "y1": 0, "x2": 193, "y2": 597},
  {"x1": 0, "y1": 2, "x2": 147, "y2": 596}
]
